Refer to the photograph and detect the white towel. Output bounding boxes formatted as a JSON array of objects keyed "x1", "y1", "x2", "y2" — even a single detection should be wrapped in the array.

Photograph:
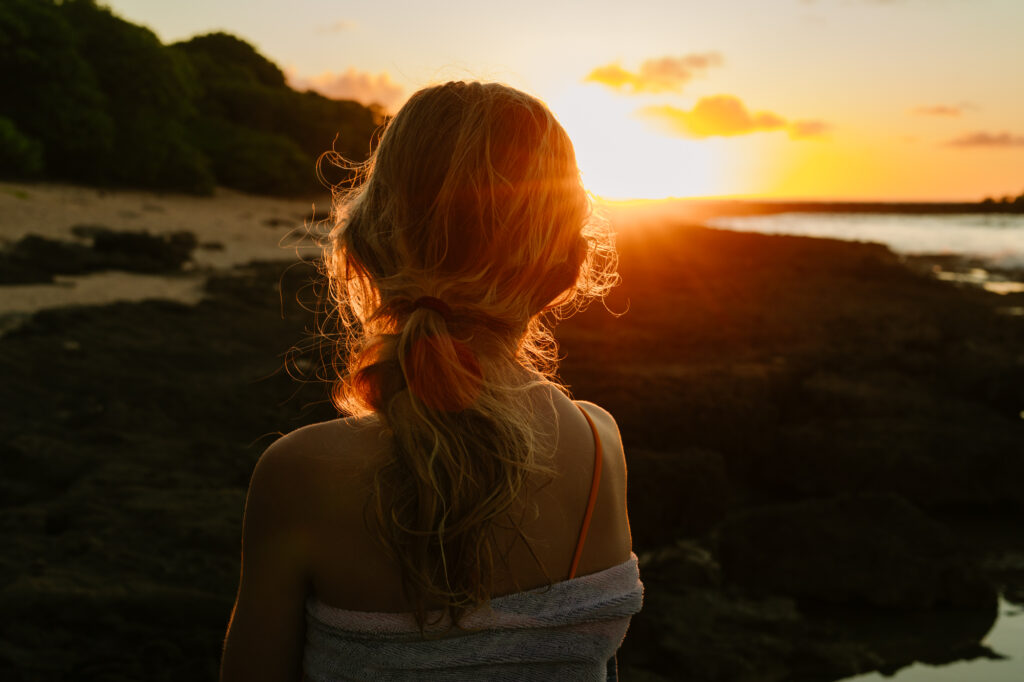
[{"x1": 303, "y1": 554, "x2": 643, "y2": 681}]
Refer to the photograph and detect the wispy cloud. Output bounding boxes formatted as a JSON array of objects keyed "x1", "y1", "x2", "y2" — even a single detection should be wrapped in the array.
[
  {"x1": 639, "y1": 95, "x2": 829, "y2": 140},
  {"x1": 911, "y1": 104, "x2": 965, "y2": 117},
  {"x1": 789, "y1": 119, "x2": 832, "y2": 139},
  {"x1": 585, "y1": 53, "x2": 722, "y2": 94},
  {"x1": 947, "y1": 131, "x2": 1024, "y2": 148},
  {"x1": 287, "y1": 67, "x2": 404, "y2": 112},
  {"x1": 317, "y1": 20, "x2": 356, "y2": 34}
]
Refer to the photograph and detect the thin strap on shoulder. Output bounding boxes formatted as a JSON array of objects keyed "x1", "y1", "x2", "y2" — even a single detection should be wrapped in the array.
[{"x1": 568, "y1": 404, "x2": 603, "y2": 579}]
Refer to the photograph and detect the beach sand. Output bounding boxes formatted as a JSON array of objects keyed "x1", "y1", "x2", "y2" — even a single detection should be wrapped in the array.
[{"x1": 0, "y1": 182, "x2": 326, "y2": 316}]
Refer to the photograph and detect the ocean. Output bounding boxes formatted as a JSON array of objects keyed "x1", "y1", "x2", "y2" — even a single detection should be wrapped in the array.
[{"x1": 706, "y1": 212, "x2": 1024, "y2": 293}]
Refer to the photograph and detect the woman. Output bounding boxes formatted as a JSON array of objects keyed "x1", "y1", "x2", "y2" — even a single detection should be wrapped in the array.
[{"x1": 221, "y1": 81, "x2": 641, "y2": 681}]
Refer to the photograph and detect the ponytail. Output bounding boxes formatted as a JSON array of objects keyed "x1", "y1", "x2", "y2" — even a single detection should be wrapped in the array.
[{"x1": 322, "y1": 81, "x2": 618, "y2": 626}]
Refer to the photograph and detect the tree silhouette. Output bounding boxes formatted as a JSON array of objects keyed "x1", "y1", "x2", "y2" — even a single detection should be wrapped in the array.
[{"x1": 0, "y1": 2, "x2": 380, "y2": 195}]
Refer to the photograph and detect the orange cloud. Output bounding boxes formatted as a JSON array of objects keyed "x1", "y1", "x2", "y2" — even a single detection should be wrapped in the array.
[
  {"x1": 287, "y1": 67, "x2": 404, "y2": 112},
  {"x1": 585, "y1": 53, "x2": 722, "y2": 94},
  {"x1": 947, "y1": 131, "x2": 1024, "y2": 147},
  {"x1": 912, "y1": 105, "x2": 964, "y2": 117},
  {"x1": 639, "y1": 95, "x2": 829, "y2": 140}
]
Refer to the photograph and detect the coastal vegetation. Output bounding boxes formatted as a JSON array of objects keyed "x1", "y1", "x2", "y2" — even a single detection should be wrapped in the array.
[
  {"x1": 980, "y1": 190, "x2": 1024, "y2": 210},
  {"x1": 0, "y1": 0, "x2": 380, "y2": 195}
]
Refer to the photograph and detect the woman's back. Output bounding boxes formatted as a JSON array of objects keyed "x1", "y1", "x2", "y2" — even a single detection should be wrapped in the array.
[
  {"x1": 291, "y1": 392, "x2": 638, "y2": 680},
  {"x1": 267, "y1": 390, "x2": 630, "y2": 612},
  {"x1": 220, "y1": 81, "x2": 640, "y2": 681}
]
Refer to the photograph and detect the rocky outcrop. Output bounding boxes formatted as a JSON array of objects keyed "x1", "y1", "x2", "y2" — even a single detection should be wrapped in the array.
[
  {"x1": 714, "y1": 493, "x2": 998, "y2": 611},
  {"x1": 0, "y1": 228, "x2": 196, "y2": 283},
  {"x1": 619, "y1": 541, "x2": 883, "y2": 682},
  {"x1": 620, "y1": 530, "x2": 1002, "y2": 682},
  {"x1": 561, "y1": 223, "x2": 1024, "y2": 516},
  {"x1": 626, "y1": 448, "x2": 731, "y2": 548}
]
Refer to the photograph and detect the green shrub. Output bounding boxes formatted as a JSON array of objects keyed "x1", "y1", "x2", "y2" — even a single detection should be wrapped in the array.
[
  {"x1": 0, "y1": 0, "x2": 114, "y2": 180},
  {"x1": 58, "y1": 0, "x2": 212, "y2": 192},
  {"x1": 193, "y1": 118, "x2": 312, "y2": 195},
  {"x1": 175, "y1": 32, "x2": 382, "y2": 192},
  {"x1": 0, "y1": 3, "x2": 379, "y2": 195},
  {"x1": 0, "y1": 116, "x2": 44, "y2": 177},
  {"x1": 172, "y1": 32, "x2": 287, "y2": 89}
]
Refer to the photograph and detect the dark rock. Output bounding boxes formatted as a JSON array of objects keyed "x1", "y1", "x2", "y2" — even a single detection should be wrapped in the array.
[
  {"x1": 736, "y1": 366, "x2": 1024, "y2": 509},
  {"x1": 0, "y1": 438, "x2": 95, "y2": 507},
  {"x1": 69, "y1": 224, "x2": 112, "y2": 240},
  {"x1": 0, "y1": 229, "x2": 198, "y2": 284},
  {"x1": 559, "y1": 223, "x2": 1024, "y2": 519},
  {"x1": 624, "y1": 533, "x2": 1001, "y2": 681},
  {"x1": 768, "y1": 414, "x2": 1024, "y2": 509},
  {"x1": 0, "y1": 654, "x2": 21, "y2": 682},
  {"x1": 620, "y1": 540, "x2": 883, "y2": 682},
  {"x1": 43, "y1": 509, "x2": 70, "y2": 535},
  {"x1": 89, "y1": 228, "x2": 196, "y2": 271},
  {"x1": 0, "y1": 234, "x2": 97, "y2": 282},
  {"x1": 978, "y1": 545, "x2": 1024, "y2": 607},
  {"x1": 0, "y1": 258, "x2": 55, "y2": 284},
  {"x1": 637, "y1": 539, "x2": 723, "y2": 589},
  {"x1": 628, "y1": 448, "x2": 732, "y2": 548},
  {"x1": 820, "y1": 604, "x2": 1002, "y2": 672},
  {"x1": 714, "y1": 493, "x2": 998, "y2": 611}
]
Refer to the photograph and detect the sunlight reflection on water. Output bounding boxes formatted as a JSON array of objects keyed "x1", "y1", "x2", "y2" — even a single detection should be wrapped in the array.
[{"x1": 706, "y1": 213, "x2": 1024, "y2": 270}]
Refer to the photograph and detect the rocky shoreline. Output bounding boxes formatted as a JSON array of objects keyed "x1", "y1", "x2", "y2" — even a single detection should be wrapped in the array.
[
  {"x1": 1, "y1": 197, "x2": 1023, "y2": 680},
  {"x1": 555, "y1": 221, "x2": 1024, "y2": 680}
]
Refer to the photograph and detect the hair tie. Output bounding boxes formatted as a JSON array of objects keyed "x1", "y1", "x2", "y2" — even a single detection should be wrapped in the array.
[{"x1": 411, "y1": 296, "x2": 453, "y2": 320}]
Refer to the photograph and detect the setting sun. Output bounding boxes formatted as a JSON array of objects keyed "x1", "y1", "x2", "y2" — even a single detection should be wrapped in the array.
[{"x1": 549, "y1": 85, "x2": 727, "y2": 199}]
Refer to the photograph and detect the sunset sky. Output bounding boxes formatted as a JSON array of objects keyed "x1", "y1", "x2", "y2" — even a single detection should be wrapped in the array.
[{"x1": 105, "y1": 0, "x2": 1024, "y2": 202}]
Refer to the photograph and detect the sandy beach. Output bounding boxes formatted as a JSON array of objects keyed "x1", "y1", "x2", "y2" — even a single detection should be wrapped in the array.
[{"x1": 0, "y1": 182, "x2": 326, "y2": 319}]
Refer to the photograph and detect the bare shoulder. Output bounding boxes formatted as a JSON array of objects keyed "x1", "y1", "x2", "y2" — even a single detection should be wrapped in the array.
[
  {"x1": 571, "y1": 399, "x2": 633, "y2": 562},
  {"x1": 260, "y1": 415, "x2": 384, "y2": 468},
  {"x1": 573, "y1": 401, "x2": 624, "y2": 453},
  {"x1": 248, "y1": 416, "x2": 385, "y2": 521},
  {"x1": 572, "y1": 400, "x2": 627, "y2": 482},
  {"x1": 573, "y1": 400, "x2": 619, "y2": 433}
]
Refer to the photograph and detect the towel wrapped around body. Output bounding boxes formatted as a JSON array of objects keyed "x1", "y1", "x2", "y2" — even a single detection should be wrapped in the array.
[{"x1": 303, "y1": 554, "x2": 643, "y2": 682}]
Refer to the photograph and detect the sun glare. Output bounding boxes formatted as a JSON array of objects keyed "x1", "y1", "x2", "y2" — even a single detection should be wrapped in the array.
[{"x1": 548, "y1": 86, "x2": 726, "y2": 201}]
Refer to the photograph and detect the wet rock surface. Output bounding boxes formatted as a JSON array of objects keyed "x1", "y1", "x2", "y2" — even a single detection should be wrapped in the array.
[
  {"x1": 0, "y1": 260, "x2": 333, "y2": 679},
  {"x1": 621, "y1": 535, "x2": 1001, "y2": 682},
  {"x1": 558, "y1": 224, "x2": 1024, "y2": 516},
  {"x1": 714, "y1": 493, "x2": 997, "y2": 610},
  {"x1": 0, "y1": 227, "x2": 197, "y2": 283},
  {"x1": 627, "y1": 448, "x2": 732, "y2": 547},
  {"x1": 619, "y1": 541, "x2": 884, "y2": 682},
  {"x1": 556, "y1": 223, "x2": 1024, "y2": 680},
  {"x1": 2, "y1": 220, "x2": 1023, "y2": 679}
]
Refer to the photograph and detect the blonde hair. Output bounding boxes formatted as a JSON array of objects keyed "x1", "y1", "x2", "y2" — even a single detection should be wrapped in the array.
[{"x1": 323, "y1": 81, "x2": 617, "y2": 626}]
